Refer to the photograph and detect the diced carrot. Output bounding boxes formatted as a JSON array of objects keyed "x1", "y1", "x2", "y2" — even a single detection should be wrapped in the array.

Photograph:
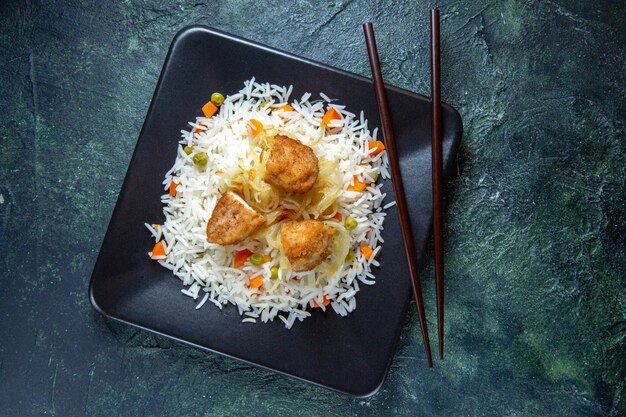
[
  {"x1": 150, "y1": 241, "x2": 166, "y2": 258},
  {"x1": 368, "y1": 140, "x2": 385, "y2": 156},
  {"x1": 169, "y1": 181, "x2": 179, "y2": 197},
  {"x1": 360, "y1": 244, "x2": 374, "y2": 260},
  {"x1": 202, "y1": 101, "x2": 218, "y2": 118},
  {"x1": 263, "y1": 255, "x2": 272, "y2": 264},
  {"x1": 234, "y1": 249, "x2": 253, "y2": 268},
  {"x1": 347, "y1": 176, "x2": 367, "y2": 192},
  {"x1": 247, "y1": 119, "x2": 264, "y2": 136},
  {"x1": 312, "y1": 296, "x2": 330, "y2": 308},
  {"x1": 275, "y1": 104, "x2": 294, "y2": 112},
  {"x1": 332, "y1": 212, "x2": 343, "y2": 221},
  {"x1": 322, "y1": 108, "x2": 342, "y2": 128},
  {"x1": 249, "y1": 276, "x2": 264, "y2": 289}
]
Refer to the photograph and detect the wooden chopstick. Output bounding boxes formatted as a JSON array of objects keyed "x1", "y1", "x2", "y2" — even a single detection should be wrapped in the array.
[
  {"x1": 430, "y1": 8, "x2": 445, "y2": 360},
  {"x1": 363, "y1": 22, "x2": 433, "y2": 368}
]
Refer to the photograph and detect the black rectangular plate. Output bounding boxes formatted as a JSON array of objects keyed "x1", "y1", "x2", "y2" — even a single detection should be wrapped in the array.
[{"x1": 89, "y1": 26, "x2": 462, "y2": 397}]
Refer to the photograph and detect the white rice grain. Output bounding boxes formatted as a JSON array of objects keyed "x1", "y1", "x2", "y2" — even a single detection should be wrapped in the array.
[{"x1": 196, "y1": 292, "x2": 209, "y2": 309}]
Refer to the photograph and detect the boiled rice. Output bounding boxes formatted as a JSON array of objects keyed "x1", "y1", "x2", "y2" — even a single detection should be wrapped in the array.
[{"x1": 147, "y1": 79, "x2": 394, "y2": 328}]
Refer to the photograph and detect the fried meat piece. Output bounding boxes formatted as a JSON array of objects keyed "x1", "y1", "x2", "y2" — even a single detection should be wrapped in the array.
[
  {"x1": 206, "y1": 191, "x2": 265, "y2": 245},
  {"x1": 280, "y1": 220, "x2": 336, "y2": 272},
  {"x1": 264, "y1": 135, "x2": 319, "y2": 194}
]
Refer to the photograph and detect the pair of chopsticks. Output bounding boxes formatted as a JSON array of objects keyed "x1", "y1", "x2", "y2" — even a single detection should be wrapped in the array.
[{"x1": 363, "y1": 9, "x2": 444, "y2": 367}]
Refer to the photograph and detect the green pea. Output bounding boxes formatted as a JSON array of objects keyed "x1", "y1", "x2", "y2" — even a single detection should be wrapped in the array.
[
  {"x1": 250, "y1": 253, "x2": 264, "y2": 266},
  {"x1": 193, "y1": 152, "x2": 208, "y2": 166},
  {"x1": 211, "y1": 92, "x2": 225, "y2": 107},
  {"x1": 345, "y1": 251, "x2": 355, "y2": 263},
  {"x1": 373, "y1": 171, "x2": 379, "y2": 181},
  {"x1": 344, "y1": 217, "x2": 358, "y2": 230},
  {"x1": 270, "y1": 266, "x2": 279, "y2": 280},
  {"x1": 183, "y1": 145, "x2": 194, "y2": 155}
]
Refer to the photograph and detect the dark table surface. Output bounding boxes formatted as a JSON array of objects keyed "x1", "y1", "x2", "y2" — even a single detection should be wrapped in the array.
[{"x1": 1, "y1": 1, "x2": 624, "y2": 416}]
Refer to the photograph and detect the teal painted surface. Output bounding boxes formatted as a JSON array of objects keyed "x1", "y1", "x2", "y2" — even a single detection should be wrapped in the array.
[{"x1": 0, "y1": 1, "x2": 624, "y2": 416}]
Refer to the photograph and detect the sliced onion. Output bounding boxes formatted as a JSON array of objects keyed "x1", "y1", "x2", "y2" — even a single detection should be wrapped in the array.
[{"x1": 316, "y1": 222, "x2": 350, "y2": 281}]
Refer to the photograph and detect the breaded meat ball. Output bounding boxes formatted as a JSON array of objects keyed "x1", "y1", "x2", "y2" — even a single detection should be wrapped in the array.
[
  {"x1": 264, "y1": 135, "x2": 319, "y2": 194},
  {"x1": 206, "y1": 191, "x2": 266, "y2": 245},
  {"x1": 280, "y1": 220, "x2": 336, "y2": 272}
]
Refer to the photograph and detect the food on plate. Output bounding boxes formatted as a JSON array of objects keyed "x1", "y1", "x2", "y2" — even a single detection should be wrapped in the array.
[
  {"x1": 280, "y1": 220, "x2": 336, "y2": 272},
  {"x1": 206, "y1": 191, "x2": 266, "y2": 245},
  {"x1": 263, "y1": 135, "x2": 319, "y2": 194},
  {"x1": 145, "y1": 80, "x2": 391, "y2": 328},
  {"x1": 210, "y1": 92, "x2": 225, "y2": 107}
]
